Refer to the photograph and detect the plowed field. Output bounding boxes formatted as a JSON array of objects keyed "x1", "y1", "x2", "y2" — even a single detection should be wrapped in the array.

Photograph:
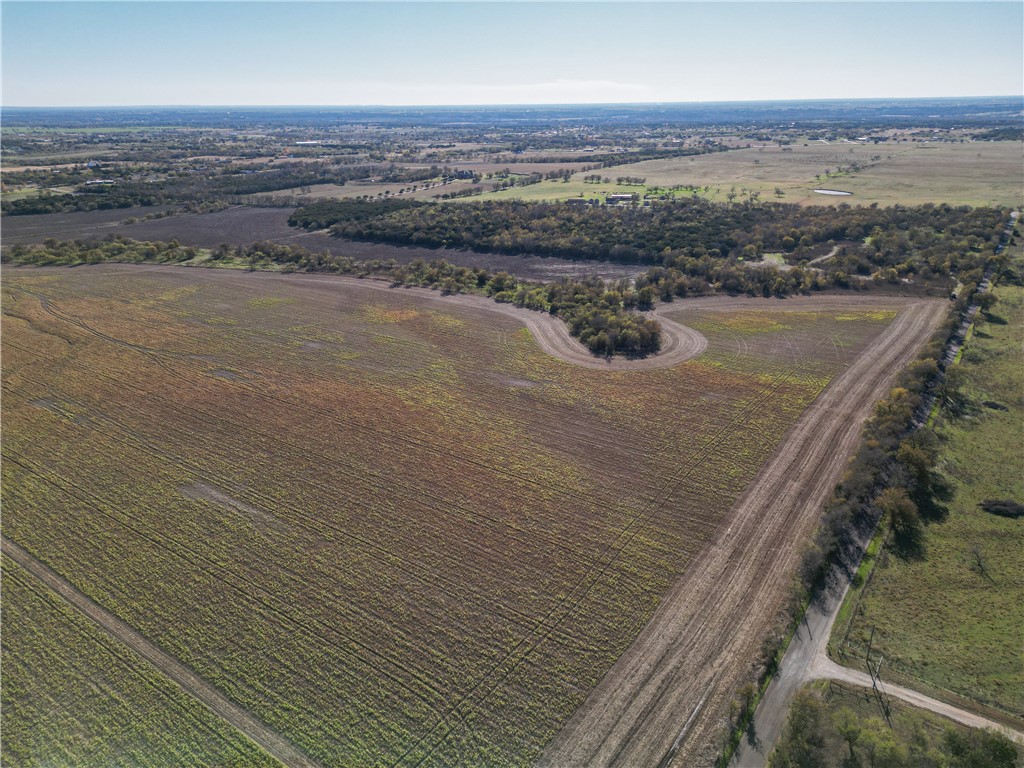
[{"x1": 2, "y1": 265, "x2": 924, "y2": 766}]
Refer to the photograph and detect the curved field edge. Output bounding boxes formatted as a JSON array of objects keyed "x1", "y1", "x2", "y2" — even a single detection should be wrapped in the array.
[
  {"x1": 2, "y1": 266, "x2": 907, "y2": 767},
  {"x1": 238, "y1": 269, "x2": 709, "y2": 371},
  {"x1": 540, "y1": 297, "x2": 948, "y2": 768}
]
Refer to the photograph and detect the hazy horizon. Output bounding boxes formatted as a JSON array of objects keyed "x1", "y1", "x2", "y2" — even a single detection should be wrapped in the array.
[
  {"x1": 2, "y1": 2, "x2": 1022, "y2": 108},
  {"x1": 3, "y1": 95, "x2": 1022, "y2": 110}
]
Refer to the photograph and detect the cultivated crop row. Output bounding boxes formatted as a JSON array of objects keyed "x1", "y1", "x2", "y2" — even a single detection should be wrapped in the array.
[{"x1": 2, "y1": 266, "x2": 897, "y2": 766}]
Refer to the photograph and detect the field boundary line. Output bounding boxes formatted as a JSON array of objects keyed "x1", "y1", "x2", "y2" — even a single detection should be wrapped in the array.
[
  {"x1": 539, "y1": 298, "x2": 948, "y2": 767},
  {"x1": 0, "y1": 535, "x2": 322, "y2": 768}
]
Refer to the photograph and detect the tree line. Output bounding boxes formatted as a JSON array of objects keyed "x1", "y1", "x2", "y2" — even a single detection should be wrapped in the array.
[
  {"x1": 0, "y1": 161, "x2": 457, "y2": 217},
  {"x1": 770, "y1": 688, "x2": 1017, "y2": 768},
  {"x1": 290, "y1": 198, "x2": 1009, "y2": 297},
  {"x1": 2, "y1": 237, "x2": 659, "y2": 358}
]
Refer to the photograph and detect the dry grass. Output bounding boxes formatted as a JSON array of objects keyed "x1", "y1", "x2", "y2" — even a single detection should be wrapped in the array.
[{"x1": 474, "y1": 141, "x2": 1023, "y2": 208}]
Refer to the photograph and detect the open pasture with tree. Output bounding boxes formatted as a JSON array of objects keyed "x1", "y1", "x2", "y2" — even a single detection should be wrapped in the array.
[
  {"x1": 475, "y1": 141, "x2": 1024, "y2": 208},
  {"x1": 2, "y1": 264, "x2": 903, "y2": 767},
  {"x1": 832, "y1": 285, "x2": 1024, "y2": 722},
  {"x1": 770, "y1": 682, "x2": 1019, "y2": 767}
]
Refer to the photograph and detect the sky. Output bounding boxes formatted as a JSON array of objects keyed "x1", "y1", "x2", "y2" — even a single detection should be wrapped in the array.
[{"x1": 2, "y1": 1, "x2": 1022, "y2": 106}]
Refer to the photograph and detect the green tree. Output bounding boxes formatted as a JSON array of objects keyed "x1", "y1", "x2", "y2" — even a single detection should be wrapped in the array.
[
  {"x1": 877, "y1": 487, "x2": 922, "y2": 552},
  {"x1": 946, "y1": 728, "x2": 1019, "y2": 768},
  {"x1": 769, "y1": 690, "x2": 833, "y2": 768}
]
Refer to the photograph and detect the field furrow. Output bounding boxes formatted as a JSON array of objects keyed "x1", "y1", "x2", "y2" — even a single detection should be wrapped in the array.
[{"x1": 2, "y1": 265, "x2": 906, "y2": 766}]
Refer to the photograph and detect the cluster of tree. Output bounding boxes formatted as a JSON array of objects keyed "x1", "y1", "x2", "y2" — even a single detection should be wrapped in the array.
[
  {"x1": 287, "y1": 198, "x2": 423, "y2": 230},
  {"x1": 770, "y1": 689, "x2": 1018, "y2": 768},
  {"x1": 636, "y1": 261, "x2": 829, "y2": 299},
  {"x1": 2, "y1": 238, "x2": 200, "y2": 266},
  {"x1": 795, "y1": 255, "x2": 1011, "y2": 592},
  {"x1": 374, "y1": 261, "x2": 660, "y2": 356},
  {"x1": 490, "y1": 173, "x2": 543, "y2": 191},
  {"x1": 615, "y1": 176, "x2": 647, "y2": 185},
  {"x1": 2, "y1": 237, "x2": 660, "y2": 358},
  {"x1": 1, "y1": 161, "x2": 442, "y2": 216},
  {"x1": 436, "y1": 186, "x2": 484, "y2": 200},
  {"x1": 2, "y1": 191, "x2": 151, "y2": 216},
  {"x1": 543, "y1": 168, "x2": 574, "y2": 182},
  {"x1": 506, "y1": 144, "x2": 727, "y2": 167},
  {"x1": 797, "y1": 320, "x2": 954, "y2": 589},
  {"x1": 288, "y1": 198, "x2": 1007, "y2": 287},
  {"x1": 974, "y1": 126, "x2": 1024, "y2": 141}
]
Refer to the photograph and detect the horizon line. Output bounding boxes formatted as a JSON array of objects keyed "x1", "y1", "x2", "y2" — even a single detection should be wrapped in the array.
[{"x1": 4, "y1": 95, "x2": 1023, "y2": 110}]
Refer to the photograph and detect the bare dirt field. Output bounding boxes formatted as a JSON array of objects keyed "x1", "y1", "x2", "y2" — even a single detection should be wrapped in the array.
[
  {"x1": 2, "y1": 265, "x2": 907, "y2": 766},
  {"x1": 1, "y1": 206, "x2": 644, "y2": 282},
  {"x1": 541, "y1": 295, "x2": 947, "y2": 768},
  {"x1": 0, "y1": 205, "x2": 180, "y2": 240}
]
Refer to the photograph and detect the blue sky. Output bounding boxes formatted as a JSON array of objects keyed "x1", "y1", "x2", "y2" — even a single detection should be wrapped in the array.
[{"x1": 2, "y1": 2, "x2": 1021, "y2": 106}]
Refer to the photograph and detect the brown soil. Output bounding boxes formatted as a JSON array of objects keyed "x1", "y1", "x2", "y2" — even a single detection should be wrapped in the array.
[
  {"x1": 539, "y1": 297, "x2": 948, "y2": 768},
  {"x1": 3, "y1": 262, "x2": 940, "y2": 765},
  {"x1": 182, "y1": 268, "x2": 708, "y2": 370},
  {"x1": 0, "y1": 535, "x2": 321, "y2": 768},
  {"x1": 1, "y1": 206, "x2": 645, "y2": 282},
  {"x1": 1, "y1": 205, "x2": 180, "y2": 240}
]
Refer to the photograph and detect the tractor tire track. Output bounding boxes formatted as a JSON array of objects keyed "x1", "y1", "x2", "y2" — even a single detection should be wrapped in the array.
[
  {"x1": 0, "y1": 535, "x2": 320, "y2": 768},
  {"x1": 540, "y1": 299, "x2": 947, "y2": 768}
]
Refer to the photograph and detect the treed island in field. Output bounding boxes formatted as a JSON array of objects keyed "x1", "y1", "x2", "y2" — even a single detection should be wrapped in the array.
[
  {"x1": 2, "y1": 101, "x2": 1021, "y2": 767},
  {"x1": 2, "y1": 264, "x2": 898, "y2": 766}
]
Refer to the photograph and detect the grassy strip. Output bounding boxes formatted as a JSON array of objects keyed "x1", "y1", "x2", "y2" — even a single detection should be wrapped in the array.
[
  {"x1": 828, "y1": 524, "x2": 887, "y2": 660},
  {"x1": 833, "y1": 284, "x2": 1024, "y2": 720},
  {"x1": 716, "y1": 254, "x2": 1002, "y2": 764}
]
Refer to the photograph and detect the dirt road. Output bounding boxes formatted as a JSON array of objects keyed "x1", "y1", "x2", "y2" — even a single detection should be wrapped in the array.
[
  {"x1": 539, "y1": 298, "x2": 948, "y2": 768},
  {"x1": 0, "y1": 536, "x2": 318, "y2": 768},
  {"x1": 807, "y1": 657, "x2": 1024, "y2": 745},
  {"x1": 732, "y1": 563, "x2": 856, "y2": 766},
  {"x1": 733, "y1": 556, "x2": 1023, "y2": 766},
  {"x1": 79, "y1": 266, "x2": 709, "y2": 371}
]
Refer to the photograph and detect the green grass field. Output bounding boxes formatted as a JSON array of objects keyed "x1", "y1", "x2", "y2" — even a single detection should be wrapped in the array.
[
  {"x1": 471, "y1": 141, "x2": 1024, "y2": 208},
  {"x1": 833, "y1": 284, "x2": 1024, "y2": 720}
]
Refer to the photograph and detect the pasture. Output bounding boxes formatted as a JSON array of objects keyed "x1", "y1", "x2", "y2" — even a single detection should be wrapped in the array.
[
  {"x1": 2, "y1": 266, "x2": 899, "y2": 766},
  {"x1": 833, "y1": 285, "x2": 1024, "y2": 721},
  {"x1": 473, "y1": 141, "x2": 1024, "y2": 208}
]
